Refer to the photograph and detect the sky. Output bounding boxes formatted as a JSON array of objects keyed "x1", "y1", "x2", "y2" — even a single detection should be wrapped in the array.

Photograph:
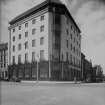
[{"x1": 0, "y1": 0, "x2": 105, "y2": 73}]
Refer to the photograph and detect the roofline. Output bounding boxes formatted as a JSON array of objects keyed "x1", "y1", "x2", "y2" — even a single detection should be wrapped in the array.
[{"x1": 9, "y1": 0, "x2": 81, "y2": 33}]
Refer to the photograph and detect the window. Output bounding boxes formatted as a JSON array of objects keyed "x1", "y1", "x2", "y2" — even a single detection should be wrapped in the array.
[
  {"x1": 40, "y1": 50, "x2": 44, "y2": 61},
  {"x1": 40, "y1": 15, "x2": 44, "y2": 21},
  {"x1": 32, "y1": 28, "x2": 36, "y2": 35},
  {"x1": 71, "y1": 34, "x2": 72, "y2": 39},
  {"x1": 25, "y1": 22, "x2": 28, "y2": 28},
  {"x1": 66, "y1": 52, "x2": 68, "y2": 61},
  {"x1": 32, "y1": 52, "x2": 35, "y2": 62},
  {"x1": 13, "y1": 36, "x2": 15, "y2": 42},
  {"x1": 13, "y1": 28, "x2": 15, "y2": 32},
  {"x1": 25, "y1": 41, "x2": 28, "y2": 49},
  {"x1": 40, "y1": 25, "x2": 44, "y2": 32},
  {"x1": 18, "y1": 55, "x2": 21, "y2": 63},
  {"x1": 19, "y1": 26, "x2": 21, "y2": 30},
  {"x1": 19, "y1": 34, "x2": 21, "y2": 39},
  {"x1": 71, "y1": 44, "x2": 72, "y2": 51},
  {"x1": 74, "y1": 47, "x2": 75, "y2": 53},
  {"x1": 74, "y1": 38, "x2": 75, "y2": 43},
  {"x1": 66, "y1": 40, "x2": 68, "y2": 48},
  {"x1": 13, "y1": 45, "x2": 15, "y2": 52},
  {"x1": 70, "y1": 55, "x2": 72, "y2": 64},
  {"x1": 40, "y1": 37, "x2": 44, "y2": 45},
  {"x1": 66, "y1": 29, "x2": 69, "y2": 35},
  {"x1": 25, "y1": 31, "x2": 28, "y2": 37},
  {"x1": 25, "y1": 53, "x2": 28, "y2": 62},
  {"x1": 12, "y1": 56, "x2": 15, "y2": 64},
  {"x1": 18, "y1": 44, "x2": 21, "y2": 51},
  {"x1": 66, "y1": 18, "x2": 69, "y2": 25},
  {"x1": 32, "y1": 19, "x2": 36, "y2": 24},
  {"x1": 32, "y1": 40, "x2": 36, "y2": 47}
]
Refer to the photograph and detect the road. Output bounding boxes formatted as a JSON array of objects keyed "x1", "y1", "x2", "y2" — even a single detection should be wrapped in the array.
[{"x1": 1, "y1": 82, "x2": 105, "y2": 105}]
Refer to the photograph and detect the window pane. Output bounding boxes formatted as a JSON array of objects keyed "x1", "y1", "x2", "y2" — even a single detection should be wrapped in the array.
[
  {"x1": 32, "y1": 19, "x2": 36, "y2": 24},
  {"x1": 32, "y1": 28, "x2": 36, "y2": 35},
  {"x1": 25, "y1": 32, "x2": 28, "y2": 37},
  {"x1": 25, "y1": 53, "x2": 28, "y2": 62},
  {"x1": 32, "y1": 40, "x2": 36, "y2": 47},
  {"x1": 40, "y1": 25, "x2": 44, "y2": 32},
  {"x1": 19, "y1": 26, "x2": 21, "y2": 30},
  {"x1": 19, "y1": 34, "x2": 21, "y2": 39},
  {"x1": 32, "y1": 52, "x2": 35, "y2": 62},
  {"x1": 13, "y1": 36, "x2": 15, "y2": 42},
  {"x1": 40, "y1": 50, "x2": 44, "y2": 61},
  {"x1": 25, "y1": 23, "x2": 28, "y2": 28},
  {"x1": 40, "y1": 15, "x2": 44, "y2": 21},
  {"x1": 40, "y1": 37, "x2": 44, "y2": 45}
]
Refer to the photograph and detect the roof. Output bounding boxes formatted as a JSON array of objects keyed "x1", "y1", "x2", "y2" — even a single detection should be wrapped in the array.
[{"x1": 9, "y1": 0, "x2": 81, "y2": 32}]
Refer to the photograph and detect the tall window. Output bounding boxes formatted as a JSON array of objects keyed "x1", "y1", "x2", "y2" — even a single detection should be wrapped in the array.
[
  {"x1": 40, "y1": 15, "x2": 44, "y2": 21},
  {"x1": 12, "y1": 56, "x2": 15, "y2": 64},
  {"x1": 71, "y1": 44, "x2": 72, "y2": 51},
  {"x1": 18, "y1": 55, "x2": 21, "y2": 63},
  {"x1": 66, "y1": 40, "x2": 68, "y2": 48},
  {"x1": 19, "y1": 34, "x2": 21, "y2": 39},
  {"x1": 66, "y1": 52, "x2": 68, "y2": 61},
  {"x1": 40, "y1": 50, "x2": 44, "y2": 61},
  {"x1": 13, "y1": 45, "x2": 15, "y2": 52},
  {"x1": 71, "y1": 34, "x2": 72, "y2": 39},
  {"x1": 13, "y1": 36, "x2": 15, "y2": 42},
  {"x1": 32, "y1": 40, "x2": 36, "y2": 47},
  {"x1": 32, "y1": 19, "x2": 36, "y2": 24},
  {"x1": 18, "y1": 44, "x2": 21, "y2": 51},
  {"x1": 32, "y1": 28, "x2": 36, "y2": 35},
  {"x1": 25, "y1": 41, "x2": 28, "y2": 49},
  {"x1": 66, "y1": 29, "x2": 69, "y2": 35},
  {"x1": 13, "y1": 28, "x2": 15, "y2": 32},
  {"x1": 40, "y1": 37, "x2": 44, "y2": 45},
  {"x1": 70, "y1": 55, "x2": 72, "y2": 64},
  {"x1": 25, "y1": 22, "x2": 28, "y2": 28},
  {"x1": 25, "y1": 31, "x2": 28, "y2": 37},
  {"x1": 25, "y1": 53, "x2": 28, "y2": 62},
  {"x1": 19, "y1": 26, "x2": 21, "y2": 30},
  {"x1": 32, "y1": 52, "x2": 35, "y2": 62},
  {"x1": 40, "y1": 25, "x2": 44, "y2": 32}
]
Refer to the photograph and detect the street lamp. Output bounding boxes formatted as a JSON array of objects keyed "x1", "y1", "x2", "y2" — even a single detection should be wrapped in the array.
[
  {"x1": 37, "y1": 54, "x2": 39, "y2": 82},
  {"x1": 61, "y1": 54, "x2": 64, "y2": 80}
]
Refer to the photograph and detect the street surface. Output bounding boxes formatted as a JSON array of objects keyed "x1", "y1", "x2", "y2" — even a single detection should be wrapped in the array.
[{"x1": 1, "y1": 82, "x2": 105, "y2": 105}]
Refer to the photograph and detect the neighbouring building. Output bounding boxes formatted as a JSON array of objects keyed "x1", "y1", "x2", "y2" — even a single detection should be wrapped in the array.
[
  {"x1": 84, "y1": 59, "x2": 93, "y2": 82},
  {"x1": 0, "y1": 43, "x2": 8, "y2": 79},
  {"x1": 92, "y1": 65, "x2": 103, "y2": 82},
  {"x1": 81, "y1": 52, "x2": 85, "y2": 80},
  {"x1": 8, "y1": 0, "x2": 81, "y2": 81}
]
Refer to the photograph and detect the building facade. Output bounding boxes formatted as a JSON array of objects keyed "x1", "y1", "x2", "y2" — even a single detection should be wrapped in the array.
[
  {"x1": 0, "y1": 43, "x2": 8, "y2": 79},
  {"x1": 8, "y1": 0, "x2": 81, "y2": 81}
]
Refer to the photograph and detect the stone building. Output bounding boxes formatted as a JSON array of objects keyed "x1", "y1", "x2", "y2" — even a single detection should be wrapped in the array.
[
  {"x1": 0, "y1": 43, "x2": 8, "y2": 79},
  {"x1": 8, "y1": 0, "x2": 81, "y2": 81}
]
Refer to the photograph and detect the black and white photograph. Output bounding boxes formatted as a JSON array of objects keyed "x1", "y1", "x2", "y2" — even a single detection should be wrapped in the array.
[{"x1": 0, "y1": 0, "x2": 105, "y2": 105}]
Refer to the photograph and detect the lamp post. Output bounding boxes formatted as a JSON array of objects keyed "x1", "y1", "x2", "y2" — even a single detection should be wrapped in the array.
[
  {"x1": 37, "y1": 54, "x2": 39, "y2": 82},
  {"x1": 61, "y1": 54, "x2": 64, "y2": 80}
]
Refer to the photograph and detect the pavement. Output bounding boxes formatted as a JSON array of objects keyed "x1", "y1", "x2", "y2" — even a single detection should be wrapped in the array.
[{"x1": 1, "y1": 81, "x2": 105, "y2": 105}]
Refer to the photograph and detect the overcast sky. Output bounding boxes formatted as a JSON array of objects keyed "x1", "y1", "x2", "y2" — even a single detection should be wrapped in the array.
[{"x1": 0, "y1": 0, "x2": 105, "y2": 73}]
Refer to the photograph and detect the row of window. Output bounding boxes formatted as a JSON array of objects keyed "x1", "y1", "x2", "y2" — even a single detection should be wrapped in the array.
[
  {"x1": 66, "y1": 29, "x2": 81, "y2": 46},
  {"x1": 12, "y1": 15, "x2": 45, "y2": 32},
  {"x1": 66, "y1": 40, "x2": 81, "y2": 56},
  {"x1": 66, "y1": 52, "x2": 81, "y2": 66},
  {"x1": 13, "y1": 37, "x2": 44, "y2": 52},
  {"x1": 12, "y1": 50, "x2": 45, "y2": 64},
  {"x1": 66, "y1": 18, "x2": 80, "y2": 40},
  {"x1": 12, "y1": 25, "x2": 44, "y2": 42}
]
